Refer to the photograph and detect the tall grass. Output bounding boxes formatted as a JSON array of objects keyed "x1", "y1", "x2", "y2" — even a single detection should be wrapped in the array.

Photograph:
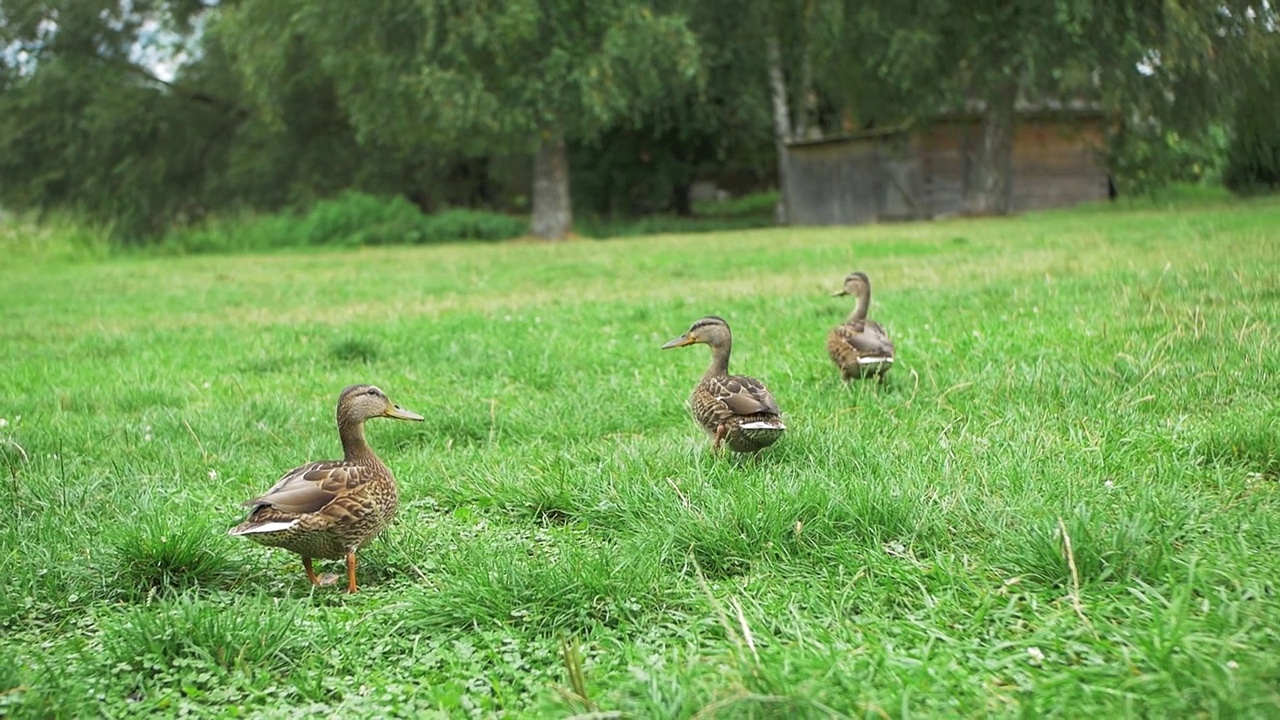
[
  {"x1": 1, "y1": 198, "x2": 1278, "y2": 717},
  {"x1": 0, "y1": 209, "x2": 113, "y2": 261}
]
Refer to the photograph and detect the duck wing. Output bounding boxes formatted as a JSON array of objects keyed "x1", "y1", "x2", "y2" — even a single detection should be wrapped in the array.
[
  {"x1": 709, "y1": 374, "x2": 781, "y2": 417},
  {"x1": 240, "y1": 461, "x2": 363, "y2": 516},
  {"x1": 835, "y1": 320, "x2": 895, "y2": 358}
]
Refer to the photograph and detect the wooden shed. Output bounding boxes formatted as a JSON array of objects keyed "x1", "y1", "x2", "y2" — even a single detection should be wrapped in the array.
[{"x1": 782, "y1": 107, "x2": 1111, "y2": 226}]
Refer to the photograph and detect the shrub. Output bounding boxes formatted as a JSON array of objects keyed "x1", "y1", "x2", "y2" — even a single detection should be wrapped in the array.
[
  {"x1": 417, "y1": 208, "x2": 527, "y2": 243},
  {"x1": 298, "y1": 191, "x2": 424, "y2": 246},
  {"x1": 1224, "y1": 53, "x2": 1280, "y2": 194},
  {"x1": 161, "y1": 193, "x2": 527, "y2": 253}
]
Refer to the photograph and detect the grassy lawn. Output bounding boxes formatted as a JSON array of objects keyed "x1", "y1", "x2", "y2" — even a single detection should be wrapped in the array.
[{"x1": 2, "y1": 199, "x2": 1279, "y2": 718}]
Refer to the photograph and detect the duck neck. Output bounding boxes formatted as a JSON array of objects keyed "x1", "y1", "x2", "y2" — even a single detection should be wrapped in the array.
[
  {"x1": 847, "y1": 290, "x2": 871, "y2": 322},
  {"x1": 703, "y1": 341, "x2": 732, "y2": 379},
  {"x1": 338, "y1": 415, "x2": 378, "y2": 464}
]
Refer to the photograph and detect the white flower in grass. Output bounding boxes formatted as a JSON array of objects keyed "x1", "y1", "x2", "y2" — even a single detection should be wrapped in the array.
[
  {"x1": 0, "y1": 418, "x2": 8, "y2": 428},
  {"x1": 1104, "y1": 479, "x2": 1115, "y2": 490},
  {"x1": 208, "y1": 469, "x2": 218, "y2": 480},
  {"x1": 1027, "y1": 647, "x2": 1045, "y2": 666},
  {"x1": 1227, "y1": 660, "x2": 1239, "y2": 670},
  {"x1": 202, "y1": 382, "x2": 211, "y2": 389}
]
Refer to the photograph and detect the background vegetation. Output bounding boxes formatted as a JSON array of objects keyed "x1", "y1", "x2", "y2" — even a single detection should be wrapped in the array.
[{"x1": 2, "y1": 0, "x2": 1278, "y2": 246}]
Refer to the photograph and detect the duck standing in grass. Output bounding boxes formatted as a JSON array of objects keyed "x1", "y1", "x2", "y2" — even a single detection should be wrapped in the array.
[
  {"x1": 229, "y1": 384, "x2": 423, "y2": 593},
  {"x1": 662, "y1": 316, "x2": 786, "y2": 453},
  {"x1": 827, "y1": 271, "x2": 895, "y2": 382}
]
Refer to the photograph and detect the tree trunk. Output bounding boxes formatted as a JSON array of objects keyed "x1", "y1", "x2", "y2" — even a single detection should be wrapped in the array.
[
  {"x1": 531, "y1": 130, "x2": 572, "y2": 239},
  {"x1": 966, "y1": 78, "x2": 1018, "y2": 216},
  {"x1": 671, "y1": 181, "x2": 693, "y2": 217},
  {"x1": 767, "y1": 35, "x2": 793, "y2": 225},
  {"x1": 795, "y1": 52, "x2": 817, "y2": 140}
]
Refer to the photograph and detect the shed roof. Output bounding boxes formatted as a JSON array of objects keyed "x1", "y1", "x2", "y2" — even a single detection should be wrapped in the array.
[{"x1": 785, "y1": 101, "x2": 1106, "y2": 150}]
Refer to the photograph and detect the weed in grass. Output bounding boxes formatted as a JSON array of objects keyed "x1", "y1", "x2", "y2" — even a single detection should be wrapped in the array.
[{"x1": 108, "y1": 515, "x2": 237, "y2": 599}]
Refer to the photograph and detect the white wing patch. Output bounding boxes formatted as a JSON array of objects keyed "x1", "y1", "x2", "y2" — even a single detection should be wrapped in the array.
[{"x1": 228, "y1": 519, "x2": 299, "y2": 536}]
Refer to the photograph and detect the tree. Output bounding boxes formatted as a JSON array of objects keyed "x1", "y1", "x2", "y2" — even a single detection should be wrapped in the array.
[
  {"x1": 220, "y1": 0, "x2": 702, "y2": 240},
  {"x1": 833, "y1": 0, "x2": 1277, "y2": 214},
  {"x1": 0, "y1": 0, "x2": 235, "y2": 235},
  {"x1": 1223, "y1": 33, "x2": 1280, "y2": 193}
]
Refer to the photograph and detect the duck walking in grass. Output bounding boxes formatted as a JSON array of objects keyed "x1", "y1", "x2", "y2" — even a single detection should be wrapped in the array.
[
  {"x1": 827, "y1": 272, "x2": 895, "y2": 382},
  {"x1": 662, "y1": 316, "x2": 786, "y2": 453},
  {"x1": 229, "y1": 384, "x2": 423, "y2": 593}
]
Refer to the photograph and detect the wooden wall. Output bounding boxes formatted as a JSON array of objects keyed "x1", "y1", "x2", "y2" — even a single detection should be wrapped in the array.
[
  {"x1": 782, "y1": 113, "x2": 1110, "y2": 226},
  {"x1": 1008, "y1": 118, "x2": 1110, "y2": 211},
  {"x1": 783, "y1": 137, "x2": 887, "y2": 226},
  {"x1": 918, "y1": 115, "x2": 1110, "y2": 217}
]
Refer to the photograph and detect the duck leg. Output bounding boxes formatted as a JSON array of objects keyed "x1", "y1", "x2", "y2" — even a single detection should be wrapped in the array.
[
  {"x1": 712, "y1": 424, "x2": 728, "y2": 453},
  {"x1": 303, "y1": 557, "x2": 341, "y2": 587},
  {"x1": 345, "y1": 551, "x2": 359, "y2": 593}
]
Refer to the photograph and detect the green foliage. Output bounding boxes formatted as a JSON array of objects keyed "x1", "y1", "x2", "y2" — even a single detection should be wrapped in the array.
[
  {"x1": 692, "y1": 190, "x2": 780, "y2": 218},
  {"x1": 577, "y1": 213, "x2": 774, "y2": 239},
  {"x1": 298, "y1": 192, "x2": 428, "y2": 247},
  {"x1": 1224, "y1": 47, "x2": 1280, "y2": 194},
  {"x1": 1109, "y1": 125, "x2": 1231, "y2": 196},
  {"x1": 576, "y1": 190, "x2": 778, "y2": 238},
  {"x1": 161, "y1": 212, "x2": 301, "y2": 254},
  {"x1": 418, "y1": 209, "x2": 528, "y2": 244},
  {"x1": 222, "y1": 0, "x2": 702, "y2": 153},
  {"x1": 0, "y1": 210, "x2": 113, "y2": 262},
  {"x1": 162, "y1": 194, "x2": 526, "y2": 254}
]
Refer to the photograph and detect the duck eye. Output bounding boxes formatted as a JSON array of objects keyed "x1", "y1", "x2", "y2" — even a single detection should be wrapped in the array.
[{"x1": 366, "y1": 388, "x2": 378, "y2": 396}]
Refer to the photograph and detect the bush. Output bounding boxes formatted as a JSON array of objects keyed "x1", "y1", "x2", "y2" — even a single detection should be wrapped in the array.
[
  {"x1": 298, "y1": 192, "x2": 424, "y2": 246},
  {"x1": 418, "y1": 208, "x2": 527, "y2": 243},
  {"x1": 1224, "y1": 54, "x2": 1280, "y2": 194},
  {"x1": 1107, "y1": 124, "x2": 1229, "y2": 197},
  {"x1": 162, "y1": 193, "x2": 527, "y2": 254}
]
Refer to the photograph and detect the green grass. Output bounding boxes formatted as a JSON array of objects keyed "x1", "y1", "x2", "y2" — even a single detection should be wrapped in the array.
[{"x1": 2, "y1": 199, "x2": 1279, "y2": 717}]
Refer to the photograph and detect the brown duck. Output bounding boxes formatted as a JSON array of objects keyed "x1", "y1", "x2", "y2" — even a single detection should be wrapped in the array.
[
  {"x1": 229, "y1": 384, "x2": 423, "y2": 592},
  {"x1": 827, "y1": 271, "x2": 895, "y2": 382},
  {"x1": 662, "y1": 315, "x2": 786, "y2": 453}
]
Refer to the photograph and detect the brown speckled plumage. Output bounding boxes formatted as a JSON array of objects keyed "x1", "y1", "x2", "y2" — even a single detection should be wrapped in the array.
[
  {"x1": 827, "y1": 272, "x2": 895, "y2": 382},
  {"x1": 229, "y1": 384, "x2": 423, "y2": 592},
  {"x1": 663, "y1": 316, "x2": 785, "y2": 453}
]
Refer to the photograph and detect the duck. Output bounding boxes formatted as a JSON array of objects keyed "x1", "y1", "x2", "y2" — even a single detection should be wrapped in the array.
[
  {"x1": 827, "y1": 271, "x2": 895, "y2": 382},
  {"x1": 662, "y1": 315, "x2": 786, "y2": 453},
  {"x1": 228, "y1": 384, "x2": 423, "y2": 593}
]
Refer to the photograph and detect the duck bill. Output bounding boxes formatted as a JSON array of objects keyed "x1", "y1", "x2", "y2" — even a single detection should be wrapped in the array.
[
  {"x1": 385, "y1": 405, "x2": 425, "y2": 421},
  {"x1": 662, "y1": 334, "x2": 695, "y2": 349},
  {"x1": 831, "y1": 289, "x2": 848, "y2": 296}
]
